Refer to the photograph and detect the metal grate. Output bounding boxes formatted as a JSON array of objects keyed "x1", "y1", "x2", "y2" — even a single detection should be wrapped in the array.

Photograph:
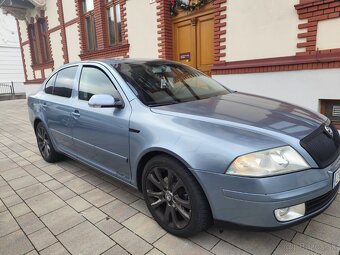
[
  {"x1": 332, "y1": 106, "x2": 340, "y2": 117},
  {"x1": 305, "y1": 184, "x2": 339, "y2": 215},
  {"x1": 0, "y1": 82, "x2": 15, "y2": 95},
  {"x1": 300, "y1": 123, "x2": 340, "y2": 168}
]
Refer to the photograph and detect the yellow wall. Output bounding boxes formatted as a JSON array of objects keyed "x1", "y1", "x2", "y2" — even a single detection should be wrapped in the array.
[
  {"x1": 126, "y1": 0, "x2": 158, "y2": 58},
  {"x1": 223, "y1": 0, "x2": 305, "y2": 62},
  {"x1": 62, "y1": 0, "x2": 77, "y2": 23},
  {"x1": 45, "y1": 0, "x2": 59, "y2": 29},
  {"x1": 65, "y1": 23, "x2": 81, "y2": 62},
  {"x1": 317, "y1": 17, "x2": 340, "y2": 50},
  {"x1": 49, "y1": 31, "x2": 64, "y2": 68}
]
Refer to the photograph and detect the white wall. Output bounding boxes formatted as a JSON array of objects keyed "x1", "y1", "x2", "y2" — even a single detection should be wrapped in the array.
[
  {"x1": 224, "y1": 0, "x2": 305, "y2": 62},
  {"x1": 213, "y1": 69, "x2": 340, "y2": 112},
  {"x1": 0, "y1": 12, "x2": 25, "y2": 82},
  {"x1": 62, "y1": 0, "x2": 77, "y2": 23},
  {"x1": 317, "y1": 17, "x2": 340, "y2": 50},
  {"x1": 126, "y1": 0, "x2": 158, "y2": 58},
  {"x1": 45, "y1": 0, "x2": 59, "y2": 29},
  {"x1": 49, "y1": 31, "x2": 64, "y2": 68}
]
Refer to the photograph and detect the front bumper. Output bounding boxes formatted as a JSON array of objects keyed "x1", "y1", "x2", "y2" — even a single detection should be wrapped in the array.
[{"x1": 192, "y1": 153, "x2": 340, "y2": 229}]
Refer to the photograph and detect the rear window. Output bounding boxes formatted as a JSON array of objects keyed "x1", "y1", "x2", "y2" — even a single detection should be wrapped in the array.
[{"x1": 53, "y1": 66, "x2": 78, "y2": 98}]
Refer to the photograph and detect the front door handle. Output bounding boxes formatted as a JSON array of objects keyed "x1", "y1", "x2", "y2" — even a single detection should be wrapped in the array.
[{"x1": 71, "y1": 110, "x2": 80, "y2": 118}]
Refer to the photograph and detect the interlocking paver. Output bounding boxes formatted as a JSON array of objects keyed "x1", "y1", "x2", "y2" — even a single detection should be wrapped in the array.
[
  {"x1": 123, "y1": 213, "x2": 166, "y2": 243},
  {"x1": 0, "y1": 210, "x2": 20, "y2": 238},
  {"x1": 0, "y1": 230, "x2": 34, "y2": 255},
  {"x1": 0, "y1": 99, "x2": 340, "y2": 255},
  {"x1": 17, "y1": 212, "x2": 45, "y2": 235},
  {"x1": 96, "y1": 218, "x2": 123, "y2": 236},
  {"x1": 1, "y1": 193, "x2": 23, "y2": 207},
  {"x1": 81, "y1": 206, "x2": 107, "y2": 224},
  {"x1": 154, "y1": 233, "x2": 212, "y2": 255},
  {"x1": 25, "y1": 191, "x2": 66, "y2": 216},
  {"x1": 209, "y1": 228, "x2": 280, "y2": 255},
  {"x1": 41, "y1": 206, "x2": 85, "y2": 235},
  {"x1": 111, "y1": 228, "x2": 153, "y2": 255},
  {"x1": 81, "y1": 188, "x2": 115, "y2": 207},
  {"x1": 66, "y1": 195, "x2": 92, "y2": 212},
  {"x1": 40, "y1": 242, "x2": 70, "y2": 255},
  {"x1": 304, "y1": 220, "x2": 340, "y2": 246},
  {"x1": 272, "y1": 240, "x2": 317, "y2": 255},
  {"x1": 28, "y1": 227, "x2": 58, "y2": 251},
  {"x1": 211, "y1": 240, "x2": 249, "y2": 255},
  {"x1": 54, "y1": 186, "x2": 77, "y2": 200},
  {"x1": 8, "y1": 202, "x2": 31, "y2": 217},
  {"x1": 292, "y1": 233, "x2": 340, "y2": 255},
  {"x1": 17, "y1": 183, "x2": 49, "y2": 200},
  {"x1": 58, "y1": 221, "x2": 115, "y2": 255},
  {"x1": 101, "y1": 199, "x2": 137, "y2": 223}
]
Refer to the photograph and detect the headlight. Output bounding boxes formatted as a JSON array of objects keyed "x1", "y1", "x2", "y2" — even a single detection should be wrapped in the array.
[{"x1": 226, "y1": 146, "x2": 310, "y2": 177}]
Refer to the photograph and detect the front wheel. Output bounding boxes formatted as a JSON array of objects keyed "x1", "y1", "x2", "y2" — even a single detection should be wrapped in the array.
[
  {"x1": 35, "y1": 122, "x2": 63, "y2": 163},
  {"x1": 142, "y1": 155, "x2": 212, "y2": 237}
]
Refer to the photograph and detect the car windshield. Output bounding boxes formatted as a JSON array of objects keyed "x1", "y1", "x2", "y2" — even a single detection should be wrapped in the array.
[{"x1": 113, "y1": 61, "x2": 229, "y2": 106}]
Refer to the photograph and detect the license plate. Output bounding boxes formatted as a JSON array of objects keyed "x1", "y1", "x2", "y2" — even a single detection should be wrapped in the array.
[{"x1": 334, "y1": 169, "x2": 340, "y2": 189}]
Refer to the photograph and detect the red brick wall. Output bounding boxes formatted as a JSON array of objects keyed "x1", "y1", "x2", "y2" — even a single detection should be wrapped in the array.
[{"x1": 212, "y1": 0, "x2": 340, "y2": 75}]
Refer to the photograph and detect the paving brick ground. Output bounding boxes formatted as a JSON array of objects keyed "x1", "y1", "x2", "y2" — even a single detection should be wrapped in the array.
[{"x1": 0, "y1": 99, "x2": 339, "y2": 255}]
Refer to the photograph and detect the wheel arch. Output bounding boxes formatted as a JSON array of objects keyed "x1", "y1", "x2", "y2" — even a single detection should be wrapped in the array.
[{"x1": 135, "y1": 149, "x2": 192, "y2": 192}]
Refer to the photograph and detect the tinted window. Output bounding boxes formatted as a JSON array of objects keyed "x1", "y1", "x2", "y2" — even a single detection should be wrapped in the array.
[
  {"x1": 53, "y1": 66, "x2": 78, "y2": 98},
  {"x1": 45, "y1": 73, "x2": 56, "y2": 94},
  {"x1": 114, "y1": 61, "x2": 229, "y2": 106},
  {"x1": 79, "y1": 66, "x2": 118, "y2": 101}
]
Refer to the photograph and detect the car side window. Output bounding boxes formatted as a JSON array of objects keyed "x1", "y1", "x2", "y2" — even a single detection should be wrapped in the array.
[
  {"x1": 79, "y1": 66, "x2": 119, "y2": 101},
  {"x1": 53, "y1": 66, "x2": 78, "y2": 98},
  {"x1": 45, "y1": 73, "x2": 56, "y2": 95}
]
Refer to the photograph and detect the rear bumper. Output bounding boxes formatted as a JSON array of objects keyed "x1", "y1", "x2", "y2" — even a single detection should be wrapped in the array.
[{"x1": 192, "y1": 153, "x2": 340, "y2": 228}]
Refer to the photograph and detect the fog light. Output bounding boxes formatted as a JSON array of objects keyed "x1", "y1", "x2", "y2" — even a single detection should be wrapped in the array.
[{"x1": 274, "y1": 203, "x2": 305, "y2": 222}]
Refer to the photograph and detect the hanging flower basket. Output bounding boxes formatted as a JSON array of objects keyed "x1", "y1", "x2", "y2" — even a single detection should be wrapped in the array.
[{"x1": 170, "y1": 0, "x2": 215, "y2": 16}]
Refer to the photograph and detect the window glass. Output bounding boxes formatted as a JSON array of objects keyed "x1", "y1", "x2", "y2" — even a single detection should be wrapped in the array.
[
  {"x1": 79, "y1": 66, "x2": 118, "y2": 101},
  {"x1": 39, "y1": 19, "x2": 50, "y2": 62},
  {"x1": 53, "y1": 66, "x2": 78, "y2": 98},
  {"x1": 29, "y1": 25, "x2": 40, "y2": 64},
  {"x1": 105, "y1": 1, "x2": 122, "y2": 45},
  {"x1": 114, "y1": 61, "x2": 229, "y2": 106},
  {"x1": 45, "y1": 73, "x2": 56, "y2": 95},
  {"x1": 82, "y1": 0, "x2": 94, "y2": 12}
]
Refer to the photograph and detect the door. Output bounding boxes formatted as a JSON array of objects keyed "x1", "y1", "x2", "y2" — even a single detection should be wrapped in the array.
[
  {"x1": 72, "y1": 65, "x2": 131, "y2": 180},
  {"x1": 173, "y1": 11, "x2": 214, "y2": 75},
  {"x1": 41, "y1": 66, "x2": 79, "y2": 155}
]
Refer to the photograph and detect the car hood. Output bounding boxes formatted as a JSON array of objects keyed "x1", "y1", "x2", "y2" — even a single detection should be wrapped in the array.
[{"x1": 150, "y1": 92, "x2": 327, "y2": 140}]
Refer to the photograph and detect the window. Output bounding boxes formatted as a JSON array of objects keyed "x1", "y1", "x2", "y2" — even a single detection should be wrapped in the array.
[
  {"x1": 38, "y1": 19, "x2": 51, "y2": 62},
  {"x1": 28, "y1": 24, "x2": 40, "y2": 64},
  {"x1": 320, "y1": 100, "x2": 340, "y2": 128},
  {"x1": 104, "y1": 0, "x2": 122, "y2": 45},
  {"x1": 45, "y1": 73, "x2": 56, "y2": 94},
  {"x1": 79, "y1": 66, "x2": 118, "y2": 101},
  {"x1": 53, "y1": 66, "x2": 78, "y2": 98},
  {"x1": 82, "y1": 0, "x2": 97, "y2": 50}
]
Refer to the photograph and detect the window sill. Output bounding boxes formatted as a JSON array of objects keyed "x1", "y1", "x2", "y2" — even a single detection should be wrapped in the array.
[
  {"x1": 31, "y1": 61, "x2": 54, "y2": 71},
  {"x1": 80, "y1": 43, "x2": 130, "y2": 60}
]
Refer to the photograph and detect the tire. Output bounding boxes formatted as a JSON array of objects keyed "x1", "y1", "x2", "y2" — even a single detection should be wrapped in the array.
[
  {"x1": 35, "y1": 122, "x2": 63, "y2": 163},
  {"x1": 142, "y1": 155, "x2": 212, "y2": 237}
]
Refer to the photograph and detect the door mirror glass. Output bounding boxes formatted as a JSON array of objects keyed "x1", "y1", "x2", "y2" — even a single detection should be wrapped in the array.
[{"x1": 88, "y1": 94, "x2": 123, "y2": 108}]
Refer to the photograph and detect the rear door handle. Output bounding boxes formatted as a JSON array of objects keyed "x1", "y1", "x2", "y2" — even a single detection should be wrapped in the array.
[{"x1": 71, "y1": 110, "x2": 80, "y2": 118}]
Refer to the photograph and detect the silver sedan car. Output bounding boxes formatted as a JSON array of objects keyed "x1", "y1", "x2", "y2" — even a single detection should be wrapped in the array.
[{"x1": 28, "y1": 59, "x2": 340, "y2": 237}]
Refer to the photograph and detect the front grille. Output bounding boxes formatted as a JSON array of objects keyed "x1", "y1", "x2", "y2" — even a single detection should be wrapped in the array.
[
  {"x1": 300, "y1": 123, "x2": 340, "y2": 168},
  {"x1": 305, "y1": 184, "x2": 339, "y2": 214}
]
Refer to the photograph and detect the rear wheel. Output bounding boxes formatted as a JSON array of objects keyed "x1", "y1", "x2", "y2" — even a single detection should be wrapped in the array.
[
  {"x1": 35, "y1": 122, "x2": 62, "y2": 163},
  {"x1": 142, "y1": 155, "x2": 212, "y2": 237}
]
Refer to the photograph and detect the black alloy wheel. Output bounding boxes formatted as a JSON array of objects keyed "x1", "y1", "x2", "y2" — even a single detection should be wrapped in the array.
[
  {"x1": 35, "y1": 122, "x2": 62, "y2": 163},
  {"x1": 142, "y1": 155, "x2": 212, "y2": 237}
]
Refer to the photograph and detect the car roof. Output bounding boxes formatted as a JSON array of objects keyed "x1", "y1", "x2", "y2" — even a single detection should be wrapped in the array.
[{"x1": 64, "y1": 58, "x2": 178, "y2": 67}]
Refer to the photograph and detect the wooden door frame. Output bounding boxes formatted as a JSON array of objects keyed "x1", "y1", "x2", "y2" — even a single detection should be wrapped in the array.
[{"x1": 172, "y1": 3, "x2": 215, "y2": 71}]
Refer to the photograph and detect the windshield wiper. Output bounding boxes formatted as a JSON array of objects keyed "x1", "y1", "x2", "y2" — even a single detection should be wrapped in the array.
[{"x1": 148, "y1": 101, "x2": 180, "y2": 107}]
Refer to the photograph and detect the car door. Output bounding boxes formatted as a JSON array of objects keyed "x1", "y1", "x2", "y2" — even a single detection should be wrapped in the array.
[
  {"x1": 72, "y1": 64, "x2": 131, "y2": 180},
  {"x1": 41, "y1": 65, "x2": 79, "y2": 155}
]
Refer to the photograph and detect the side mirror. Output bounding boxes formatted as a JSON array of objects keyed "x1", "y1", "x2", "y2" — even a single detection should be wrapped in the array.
[{"x1": 88, "y1": 94, "x2": 124, "y2": 108}]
